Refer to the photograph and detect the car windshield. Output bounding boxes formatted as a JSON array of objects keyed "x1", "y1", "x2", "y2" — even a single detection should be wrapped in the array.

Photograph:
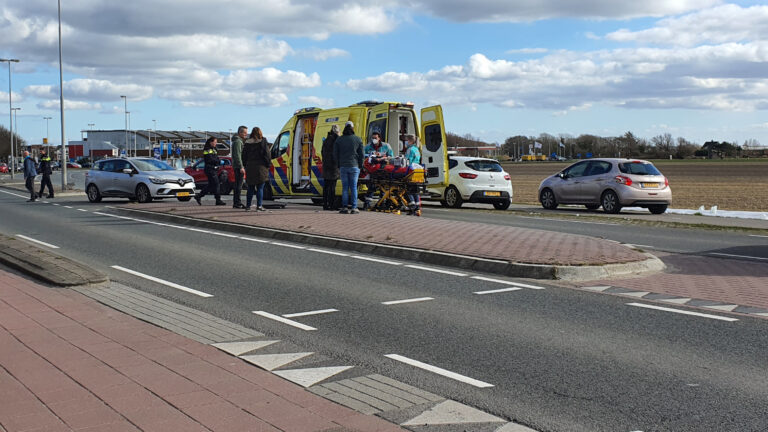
[
  {"x1": 464, "y1": 160, "x2": 503, "y2": 172},
  {"x1": 618, "y1": 162, "x2": 661, "y2": 175},
  {"x1": 132, "y1": 159, "x2": 175, "y2": 171}
]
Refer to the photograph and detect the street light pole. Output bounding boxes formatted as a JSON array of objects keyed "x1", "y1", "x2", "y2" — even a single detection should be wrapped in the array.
[
  {"x1": 120, "y1": 95, "x2": 127, "y2": 156},
  {"x1": 87, "y1": 123, "x2": 95, "y2": 163},
  {"x1": 57, "y1": 0, "x2": 67, "y2": 189},
  {"x1": 126, "y1": 111, "x2": 131, "y2": 156},
  {"x1": 1, "y1": 58, "x2": 19, "y2": 179},
  {"x1": 11, "y1": 108, "x2": 20, "y2": 158}
]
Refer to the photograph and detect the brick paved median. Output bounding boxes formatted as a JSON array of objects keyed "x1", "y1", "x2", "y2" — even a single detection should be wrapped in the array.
[
  {"x1": 115, "y1": 202, "x2": 646, "y2": 266},
  {"x1": 0, "y1": 268, "x2": 403, "y2": 431}
]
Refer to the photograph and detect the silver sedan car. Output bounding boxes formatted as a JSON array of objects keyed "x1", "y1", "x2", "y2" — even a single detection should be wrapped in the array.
[
  {"x1": 85, "y1": 157, "x2": 196, "y2": 203},
  {"x1": 538, "y1": 158, "x2": 671, "y2": 214}
]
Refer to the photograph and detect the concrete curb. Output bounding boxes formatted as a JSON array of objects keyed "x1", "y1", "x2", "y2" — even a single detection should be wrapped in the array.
[
  {"x1": 0, "y1": 235, "x2": 108, "y2": 287},
  {"x1": 108, "y1": 206, "x2": 665, "y2": 281}
]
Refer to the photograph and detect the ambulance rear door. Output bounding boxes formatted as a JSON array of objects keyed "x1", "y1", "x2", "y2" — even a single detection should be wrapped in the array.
[
  {"x1": 270, "y1": 116, "x2": 297, "y2": 195},
  {"x1": 420, "y1": 105, "x2": 449, "y2": 187}
]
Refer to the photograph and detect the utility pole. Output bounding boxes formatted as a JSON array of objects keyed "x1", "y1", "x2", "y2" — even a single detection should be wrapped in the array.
[
  {"x1": 87, "y1": 123, "x2": 95, "y2": 162},
  {"x1": 57, "y1": 0, "x2": 67, "y2": 189},
  {"x1": 1, "y1": 58, "x2": 19, "y2": 179},
  {"x1": 11, "y1": 108, "x2": 21, "y2": 158},
  {"x1": 120, "y1": 95, "x2": 127, "y2": 156}
]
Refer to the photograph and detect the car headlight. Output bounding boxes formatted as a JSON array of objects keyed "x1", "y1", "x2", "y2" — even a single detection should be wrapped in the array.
[{"x1": 148, "y1": 177, "x2": 168, "y2": 184}]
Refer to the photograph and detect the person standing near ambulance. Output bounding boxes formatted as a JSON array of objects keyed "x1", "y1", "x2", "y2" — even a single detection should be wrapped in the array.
[
  {"x1": 321, "y1": 124, "x2": 340, "y2": 210},
  {"x1": 333, "y1": 121, "x2": 364, "y2": 214},
  {"x1": 404, "y1": 134, "x2": 422, "y2": 208},
  {"x1": 230, "y1": 125, "x2": 247, "y2": 209},
  {"x1": 22, "y1": 151, "x2": 37, "y2": 202},
  {"x1": 194, "y1": 137, "x2": 226, "y2": 206},
  {"x1": 37, "y1": 149, "x2": 54, "y2": 199}
]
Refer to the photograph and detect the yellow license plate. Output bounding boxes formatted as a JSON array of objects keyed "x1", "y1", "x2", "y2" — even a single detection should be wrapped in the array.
[
  {"x1": 176, "y1": 192, "x2": 190, "y2": 197},
  {"x1": 642, "y1": 183, "x2": 659, "y2": 188},
  {"x1": 484, "y1": 191, "x2": 501, "y2": 197}
]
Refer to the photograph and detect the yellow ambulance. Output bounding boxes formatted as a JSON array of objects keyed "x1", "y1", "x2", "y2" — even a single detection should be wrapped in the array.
[{"x1": 265, "y1": 101, "x2": 449, "y2": 204}]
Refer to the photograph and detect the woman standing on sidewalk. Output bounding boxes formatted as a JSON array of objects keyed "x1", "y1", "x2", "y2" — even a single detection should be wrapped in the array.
[
  {"x1": 333, "y1": 121, "x2": 364, "y2": 214},
  {"x1": 321, "y1": 124, "x2": 340, "y2": 210},
  {"x1": 243, "y1": 127, "x2": 271, "y2": 212}
]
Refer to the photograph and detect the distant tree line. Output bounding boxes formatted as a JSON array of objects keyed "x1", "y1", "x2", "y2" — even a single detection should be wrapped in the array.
[
  {"x1": 0, "y1": 125, "x2": 27, "y2": 160},
  {"x1": 500, "y1": 131, "x2": 758, "y2": 159},
  {"x1": 446, "y1": 132, "x2": 492, "y2": 148}
]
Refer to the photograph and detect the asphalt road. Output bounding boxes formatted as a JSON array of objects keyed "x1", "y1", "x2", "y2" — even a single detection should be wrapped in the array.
[{"x1": 1, "y1": 191, "x2": 767, "y2": 431}]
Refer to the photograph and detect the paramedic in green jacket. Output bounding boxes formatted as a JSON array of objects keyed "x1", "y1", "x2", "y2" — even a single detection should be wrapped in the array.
[
  {"x1": 404, "y1": 134, "x2": 422, "y2": 207},
  {"x1": 230, "y1": 125, "x2": 247, "y2": 209}
]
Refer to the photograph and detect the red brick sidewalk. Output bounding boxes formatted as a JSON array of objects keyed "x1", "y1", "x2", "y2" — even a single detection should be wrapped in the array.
[
  {"x1": 0, "y1": 269, "x2": 402, "y2": 432},
  {"x1": 115, "y1": 202, "x2": 645, "y2": 266}
]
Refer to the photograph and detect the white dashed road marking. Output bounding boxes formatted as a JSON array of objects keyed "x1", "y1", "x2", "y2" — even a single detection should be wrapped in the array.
[
  {"x1": 253, "y1": 311, "x2": 317, "y2": 331},
  {"x1": 385, "y1": 354, "x2": 494, "y2": 388},
  {"x1": 77, "y1": 208, "x2": 88, "y2": 212},
  {"x1": 0, "y1": 189, "x2": 28, "y2": 199},
  {"x1": 239, "y1": 236, "x2": 270, "y2": 243},
  {"x1": 351, "y1": 255, "x2": 402, "y2": 265},
  {"x1": 16, "y1": 234, "x2": 60, "y2": 249},
  {"x1": 307, "y1": 248, "x2": 348, "y2": 256},
  {"x1": 709, "y1": 252, "x2": 768, "y2": 261},
  {"x1": 271, "y1": 241, "x2": 306, "y2": 249},
  {"x1": 470, "y1": 276, "x2": 546, "y2": 289},
  {"x1": 404, "y1": 264, "x2": 468, "y2": 276},
  {"x1": 282, "y1": 309, "x2": 338, "y2": 318},
  {"x1": 473, "y1": 287, "x2": 522, "y2": 295},
  {"x1": 110, "y1": 265, "x2": 213, "y2": 298},
  {"x1": 627, "y1": 303, "x2": 738, "y2": 322},
  {"x1": 64, "y1": 205, "x2": 73, "y2": 208},
  {"x1": 382, "y1": 297, "x2": 434, "y2": 306}
]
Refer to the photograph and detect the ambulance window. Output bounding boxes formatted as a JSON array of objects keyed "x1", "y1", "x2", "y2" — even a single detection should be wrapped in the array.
[
  {"x1": 424, "y1": 124, "x2": 443, "y2": 153},
  {"x1": 274, "y1": 131, "x2": 290, "y2": 157},
  {"x1": 367, "y1": 119, "x2": 387, "y2": 142}
]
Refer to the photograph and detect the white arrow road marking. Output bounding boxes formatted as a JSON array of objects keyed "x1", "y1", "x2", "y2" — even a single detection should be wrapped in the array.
[
  {"x1": 211, "y1": 340, "x2": 279, "y2": 356},
  {"x1": 627, "y1": 303, "x2": 738, "y2": 322},
  {"x1": 385, "y1": 354, "x2": 494, "y2": 388},
  {"x1": 110, "y1": 266, "x2": 213, "y2": 298},
  {"x1": 253, "y1": 311, "x2": 316, "y2": 331},
  {"x1": 283, "y1": 309, "x2": 338, "y2": 318}
]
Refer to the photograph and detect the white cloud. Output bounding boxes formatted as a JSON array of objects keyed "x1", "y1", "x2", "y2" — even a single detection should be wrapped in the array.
[
  {"x1": 0, "y1": 91, "x2": 24, "y2": 104},
  {"x1": 24, "y1": 79, "x2": 152, "y2": 102},
  {"x1": 408, "y1": 0, "x2": 720, "y2": 22},
  {"x1": 605, "y1": 4, "x2": 768, "y2": 47},
  {"x1": 506, "y1": 48, "x2": 548, "y2": 54},
  {"x1": 38, "y1": 100, "x2": 103, "y2": 110},
  {"x1": 298, "y1": 96, "x2": 334, "y2": 107},
  {"x1": 298, "y1": 48, "x2": 351, "y2": 61}
]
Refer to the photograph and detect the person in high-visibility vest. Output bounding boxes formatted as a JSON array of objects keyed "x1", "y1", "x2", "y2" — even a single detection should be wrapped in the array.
[
  {"x1": 37, "y1": 149, "x2": 54, "y2": 199},
  {"x1": 194, "y1": 137, "x2": 226, "y2": 206}
]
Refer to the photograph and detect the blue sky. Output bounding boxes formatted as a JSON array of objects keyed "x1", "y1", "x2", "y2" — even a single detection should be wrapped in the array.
[{"x1": 1, "y1": 0, "x2": 767, "y2": 147}]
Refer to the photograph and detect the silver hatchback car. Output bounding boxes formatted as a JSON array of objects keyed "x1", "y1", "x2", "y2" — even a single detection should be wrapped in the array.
[
  {"x1": 538, "y1": 158, "x2": 671, "y2": 214},
  {"x1": 85, "y1": 158, "x2": 196, "y2": 203}
]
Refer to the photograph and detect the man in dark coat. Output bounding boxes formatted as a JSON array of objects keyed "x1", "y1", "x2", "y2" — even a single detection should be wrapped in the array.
[
  {"x1": 321, "y1": 124, "x2": 340, "y2": 210},
  {"x1": 332, "y1": 121, "x2": 364, "y2": 214},
  {"x1": 37, "y1": 149, "x2": 54, "y2": 198},
  {"x1": 230, "y1": 125, "x2": 247, "y2": 209},
  {"x1": 22, "y1": 151, "x2": 37, "y2": 202}
]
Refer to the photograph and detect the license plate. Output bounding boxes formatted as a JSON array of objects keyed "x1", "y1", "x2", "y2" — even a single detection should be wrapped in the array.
[
  {"x1": 642, "y1": 183, "x2": 659, "y2": 188},
  {"x1": 176, "y1": 192, "x2": 190, "y2": 197},
  {"x1": 484, "y1": 191, "x2": 501, "y2": 197}
]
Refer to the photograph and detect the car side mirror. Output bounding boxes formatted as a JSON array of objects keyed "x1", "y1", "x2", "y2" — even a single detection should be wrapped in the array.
[
  {"x1": 558, "y1": 172, "x2": 567, "y2": 179},
  {"x1": 122, "y1": 168, "x2": 133, "y2": 175}
]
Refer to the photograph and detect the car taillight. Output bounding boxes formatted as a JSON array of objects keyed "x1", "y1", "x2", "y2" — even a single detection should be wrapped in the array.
[
  {"x1": 615, "y1": 175, "x2": 632, "y2": 186},
  {"x1": 664, "y1": 176, "x2": 669, "y2": 187},
  {"x1": 504, "y1": 174, "x2": 510, "y2": 181},
  {"x1": 459, "y1": 172, "x2": 478, "y2": 179}
]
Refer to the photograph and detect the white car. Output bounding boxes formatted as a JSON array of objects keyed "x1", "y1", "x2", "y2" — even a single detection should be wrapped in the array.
[
  {"x1": 85, "y1": 157, "x2": 196, "y2": 203},
  {"x1": 427, "y1": 156, "x2": 513, "y2": 210}
]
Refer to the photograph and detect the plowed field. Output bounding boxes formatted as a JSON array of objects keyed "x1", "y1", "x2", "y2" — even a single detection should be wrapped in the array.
[{"x1": 501, "y1": 160, "x2": 768, "y2": 211}]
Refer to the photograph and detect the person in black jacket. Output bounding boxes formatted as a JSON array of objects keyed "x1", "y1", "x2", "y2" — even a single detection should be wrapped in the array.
[
  {"x1": 194, "y1": 137, "x2": 226, "y2": 206},
  {"x1": 37, "y1": 149, "x2": 54, "y2": 199},
  {"x1": 321, "y1": 124, "x2": 340, "y2": 210}
]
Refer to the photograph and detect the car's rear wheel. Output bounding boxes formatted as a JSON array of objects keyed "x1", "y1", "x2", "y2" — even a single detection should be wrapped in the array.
[
  {"x1": 136, "y1": 184, "x2": 152, "y2": 203},
  {"x1": 585, "y1": 204, "x2": 600, "y2": 210},
  {"x1": 493, "y1": 199, "x2": 511, "y2": 210},
  {"x1": 444, "y1": 186, "x2": 463, "y2": 208},
  {"x1": 601, "y1": 190, "x2": 621, "y2": 214},
  {"x1": 86, "y1": 184, "x2": 102, "y2": 203},
  {"x1": 648, "y1": 204, "x2": 667, "y2": 214},
  {"x1": 540, "y1": 188, "x2": 558, "y2": 210}
]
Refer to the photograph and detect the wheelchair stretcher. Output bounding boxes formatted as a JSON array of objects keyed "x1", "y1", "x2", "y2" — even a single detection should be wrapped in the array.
[{"x1": 362, "y1": 157, "x2": 427, "y2": 216}]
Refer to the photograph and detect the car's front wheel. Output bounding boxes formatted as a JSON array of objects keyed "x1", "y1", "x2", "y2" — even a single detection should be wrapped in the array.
[
  {"x1": 493, "y1": 199, "x2": 511, "y2": 210},
  {"x1": 648, "y1": 204, "x2": 667, "y2": 214},
  {"x1": 540, "y1": 188, "x2": 558, "y2": 210},
  {"x1": 444, "y1": 186, "x2": 463, "y2": 208},
  {"x1": 136, "y1": 184, "x2": 152, "y2": 203},
  {"x1": 86, "y1": 184, "x2": 102, "y2": 203},
  {"x1": 601, "y1": 190, "x2": 621, "y2": 214}
]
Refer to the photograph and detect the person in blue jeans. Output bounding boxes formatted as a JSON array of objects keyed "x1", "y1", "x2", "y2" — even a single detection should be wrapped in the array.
[
  {"x1": 333, "y1": 121, "x2": 364, "y2": 214},
  {"x1": 404, "y1": 134, "x2": 422, "y2": 208}
]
